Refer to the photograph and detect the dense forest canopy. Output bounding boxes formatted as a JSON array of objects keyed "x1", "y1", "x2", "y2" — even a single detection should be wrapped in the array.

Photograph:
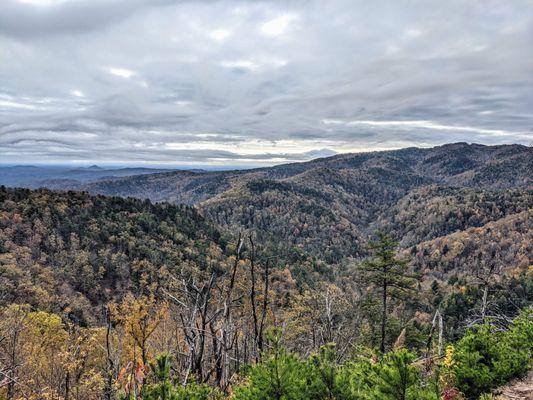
[
  {"x1": 48, "y1": 143, "x2": 530, "y2": 264},
  {"x1": 0, "y1": 187, "x2": 229, "y2": 324}
]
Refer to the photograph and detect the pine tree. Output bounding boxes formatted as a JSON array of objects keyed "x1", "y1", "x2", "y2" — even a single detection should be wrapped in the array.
[
  {"x1": 371, "y1": 349, "x2": 429, "y2": 400},
  {"x1": 358, "y1": 233, "x2": 417, "y2": 354},
  {"x1": 232, "y1": 328, "x2": 307, "y2": 400},
  {"x1": 143, "y1": 354, "x2": 175, "y2": 400},
  {"x1": 142, "y1": 353, "x2": 222, "y2": 400}
]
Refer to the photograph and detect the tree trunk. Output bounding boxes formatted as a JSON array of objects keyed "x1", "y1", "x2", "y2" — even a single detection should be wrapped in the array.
[
  {"x1": 381, "y1": 280, "x2": 388, "y2": 354},
  {"x1": 104, "y1": 308, "x2": 114, "y2": 400},
  {"x1": 481, "y1": 284, "x2": 489, "y2": 322},
  {"x1": 65, "y1": 371, "x2": 70, "y2": 400},
  {"x1": 7, "y1": 328, "x2": 19, "y2": 400}
]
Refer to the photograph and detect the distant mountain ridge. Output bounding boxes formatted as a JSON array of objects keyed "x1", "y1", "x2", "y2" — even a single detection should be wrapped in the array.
[
  {"x1": 2, "y1": 143, "x2": 531, "y2": 268},
  {"x1": 0, "y1": 165, "x2": 175, "y2": 188},
  {"x1": 80, "y1": 143, "x2": 532, "y2": 205},
  {"x1": 70, "y1": 143, "x2": 532, "y2": 266}
]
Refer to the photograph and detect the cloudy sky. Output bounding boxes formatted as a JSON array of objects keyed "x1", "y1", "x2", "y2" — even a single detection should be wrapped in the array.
[{"x1": 1, "y1": 0, "x2": 532, "y2": 166}]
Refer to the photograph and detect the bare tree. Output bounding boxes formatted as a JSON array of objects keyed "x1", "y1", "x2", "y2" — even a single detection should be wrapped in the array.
[
  {"x1": 0, "y1": 306, "x2": 28, "y2": 400},
  {"x1": 164, "y1": 234, "x2": 245, "y2": 390},
  {"x1": 248, "y1": 237, "x2": 271, "y2": 362},
  {"x1": 425, "y1": 310, "x2": 443, "y2": 362},
  {"x1": 465, "y1": 250, "x2": 503, "y2": 327}
]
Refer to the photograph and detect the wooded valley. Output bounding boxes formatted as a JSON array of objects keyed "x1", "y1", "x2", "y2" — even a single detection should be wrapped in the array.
[{"x1": 0, "y1": 143, "x2": 531, "y2": 399}]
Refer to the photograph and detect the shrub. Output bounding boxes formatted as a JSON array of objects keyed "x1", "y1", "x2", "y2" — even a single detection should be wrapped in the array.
[
  {"x1": 142, "y1": 354, "x2": 222, "y2": 400},
  {"x1": 232, "y1": 329, "x2": 308, "y2": 400},
  {"x1": 304, "y1": 343, "x2": 368, "y2": 400},
  {"x1": 453, "y1": 309, "x2": 533, "y2": 399},
  {"x1": 369, "y1": 349, "x2": 437, "y2": 400}
]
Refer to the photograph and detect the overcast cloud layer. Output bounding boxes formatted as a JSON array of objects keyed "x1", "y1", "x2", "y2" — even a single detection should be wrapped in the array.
[{"x1": 1, "y1": 0, "x2": 532, "y2": 166}]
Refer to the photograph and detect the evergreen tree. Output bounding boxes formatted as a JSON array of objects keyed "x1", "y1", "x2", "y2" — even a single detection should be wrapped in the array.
[
  {"x1": 233, "y1": 328, "x2": 308, "y2": 400},
  {"x1": 305, "y1": 344, "x2": 353, "y2": 399},
  {"x1": 143, "y1": 354, "x2": 175, "y2": 400},
  {"x1": 142, "y1": 354, "x2": 222, "y2": 400},
  {"x1": 370, "y1": 349, "x2": 435, "y2": 400},
  {"x1": 358, "y1": 233, "x2": 417, "y2": 353}
]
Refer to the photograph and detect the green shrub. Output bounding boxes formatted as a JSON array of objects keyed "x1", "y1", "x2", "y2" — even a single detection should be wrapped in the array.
[
  {"x1": 144, "y1": 311, "x2": 532, "y2": 400},
  {"x1": 232, "y1": 329, "x2": 308, "y2": 400},
  {"x1": 304, "y1": 343, "x2": 370, "y2": 400},
  {"x1": 142, "y1": 354, "x2": 222, "y2": 400},
  {"x1": 369, "y1": 349, "x2": 437, "y2": 400},
  {"x1": 453, "y1": 309, "x2": 533, "y2": 399},
  {"x1": 494, "y1": 309, "x2": 533, "y2": 380}
]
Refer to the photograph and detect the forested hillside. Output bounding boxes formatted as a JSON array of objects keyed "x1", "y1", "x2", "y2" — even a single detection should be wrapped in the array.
[
  {"x1": 75, "y1": 143, "x2": 532, "y2": 263},
  {"x1": 0, "y1": 186, "x2": 531, "y2": 399},
  {"x1": 0, "y1": 143, "x2": 532, "y2": 399},
  {"x1": 81, "y1": 143, "x2": 532, "y2": 204},
  {"x1": 374, "y1": 185, "x2": 532, "y2": 246},
  {"x1": 0, "y1": 187, "x2": 229, "y2": 324},
  {"x1": 408, "y1": 210, "x2": 532, "y2": 279}
]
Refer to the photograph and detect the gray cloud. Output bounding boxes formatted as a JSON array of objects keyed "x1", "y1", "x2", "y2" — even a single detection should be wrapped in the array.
[
  {"x1": 0, "y1": 0, "x2": 532, "y2": 165},
  {"x1": 0, "y1": 0, "x2": 182, "y2": 37}
]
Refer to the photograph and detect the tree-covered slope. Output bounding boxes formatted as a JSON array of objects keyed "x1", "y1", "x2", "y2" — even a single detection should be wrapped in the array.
[
  {"x1": 82, "y1": 143, "x2": 532, "y2": 204},
  {"x1": 374, "y1": 185, "x2": 533, "y2": 247},
  {"x1": 3, "y1": 143, "x2": 530, "y2": 281},
  {"x1": 408, "y1": 209, "x2": 532, "y2": 280},
  {"x1": 0, "y1": 185, "x2": 531, "y2": 400},
  {"x1": 63, "y1": 143, "x2": 532, "y2": 265},
  {"x1": 201, "y1": 164, "x2": 432, "y2": 262},
  {"x1": 0, "y1": 186, "x2": 230, "y2": 324}
]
